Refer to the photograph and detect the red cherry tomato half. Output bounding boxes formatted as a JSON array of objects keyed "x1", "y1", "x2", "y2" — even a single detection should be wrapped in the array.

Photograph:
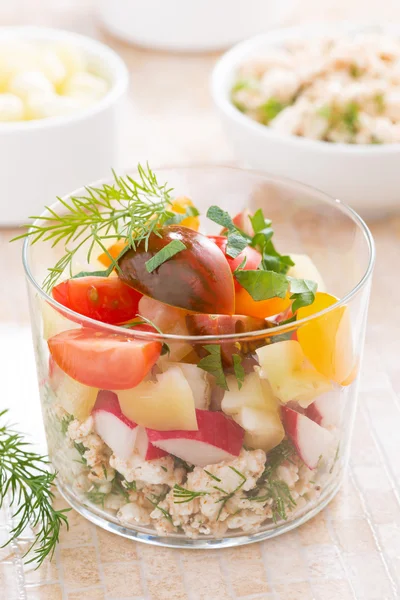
[
  {"x1": 208, "y1": 236, "x2": 261, "y2": 291},
  {"x1": 52, "y1": 276, "x2": 142, "y2": 325},
  {"x1": 48, "y1": 327, "x2": 161, "y2": 390}
]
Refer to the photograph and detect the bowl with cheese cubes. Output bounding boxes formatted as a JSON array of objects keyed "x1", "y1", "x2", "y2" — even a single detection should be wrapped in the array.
[{"x1": 0, "y1": 26, "x2": 128, "y2": 224}]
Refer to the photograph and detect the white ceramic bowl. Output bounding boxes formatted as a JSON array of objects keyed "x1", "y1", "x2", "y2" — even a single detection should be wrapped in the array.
[
  {"x1": 0, "y1": 27, "x2": 129, "y2": 225},
  {"x1": 211, "y1": 23, "x2": 400, "y2": 218},
  {"x1": 98, "y1": 0, "x2": 297, "y2": 52}
]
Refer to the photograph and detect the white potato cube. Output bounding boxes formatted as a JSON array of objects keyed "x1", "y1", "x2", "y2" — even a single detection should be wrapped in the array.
[
  {"x1": 39, "y1": 47, "x2": 67, "y2": 86},
  {"x1": 26, "y1": 93, "x2": 82, "y2": 120}
]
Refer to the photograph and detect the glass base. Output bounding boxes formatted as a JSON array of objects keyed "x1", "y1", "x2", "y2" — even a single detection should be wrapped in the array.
[{"x1": 56, "y1": 471, "x2": 343, "y2": 549}]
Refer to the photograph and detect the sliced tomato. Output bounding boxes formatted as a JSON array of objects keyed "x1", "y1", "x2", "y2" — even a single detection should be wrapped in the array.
[
  {"x1": 208, "y1": 235, "x2": 261, "y2": 291},
  {"x1": 52, "y1": 276, "x2": 142, "y2": 325},
  {"x1": 48, "y1": 327, "x2": 161, "y2": 389}
]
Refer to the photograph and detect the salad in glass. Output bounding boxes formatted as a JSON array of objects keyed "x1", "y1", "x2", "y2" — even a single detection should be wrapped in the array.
[{"x1": 21, "y1": 165, "x2": 374, "y2": 546}]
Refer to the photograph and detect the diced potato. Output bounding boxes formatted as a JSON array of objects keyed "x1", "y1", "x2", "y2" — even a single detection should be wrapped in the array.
[
  {"x1": 256, "y1": 340, "x2": 332, "y2": 407},
  {"x1": 233, "y1": 406, "x2": 284, "y2": 452},
  {"x1": 118, "y1": 366, "x2": 198, "y2": 431}
]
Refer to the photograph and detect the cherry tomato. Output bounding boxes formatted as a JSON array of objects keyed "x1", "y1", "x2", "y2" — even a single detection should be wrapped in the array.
[
  {"x1": 52, "y1": 276, "x2": 142, "y2": 324},
  {"x1": 208, "y1": 235, "x2": 261, "y2": 291},
  {"x1": 48, "y1": 327, "x2": 161, "y2": 390}
]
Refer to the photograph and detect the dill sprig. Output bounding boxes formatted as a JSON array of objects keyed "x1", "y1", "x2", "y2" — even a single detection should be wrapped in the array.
[
  {"x1": 0, "y1": 410, "x2": 70, "y2": 567},
  {"x1": 146, "y1": 492, "x2": 173, "y2": 524},
  {"x1": 173, "y1": 485, "x2": 208, "y2": 504},
  {"x1": 13, "y1": 163, "x2": 174, "y2": 292},
  {"x1": 246, "y1": 439, "x2": 297, "y2": 522},
  {"x1": 215, "y1": 466, "x2": 247, "y2": 521}
]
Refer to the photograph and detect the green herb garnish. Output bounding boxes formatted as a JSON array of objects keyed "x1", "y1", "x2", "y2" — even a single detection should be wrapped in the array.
[
  {"x1": 173, "y1": 485, "x2": 209, "y2": 504},
  {"x1": 374, "y1": 93, "x2": 385, "y2": 114},
  {"x1": 0, "y1": 410, "x2": 70, "y2": 567},
  {"x1": 260, "y1": 97, "x2": 287, "y2": 124},
  {"x1": 232, "y1": 354, "x2": 245, "y2": 390},
  {"x1": 197, "y1": 345, "x2": 229, "y2": 391},
  {"x1": 215, "y1": 467, "x2": 247, "y2": 520},
  {"x1": 145, "y1": 239, "x2": 187, "y2": 273},
  {"x1": 165, "y1": 205, "x2": 199, "y2": 225},
  {"x1": 288, "y1": 277, "x2": 318, "y2": 312},
  {"x1": 60, "y1": 414, "x2": 74, "y2": 435},
  {"x1": 204, "y1": 470, "x2": 221, "y2": 482},
  {"x1": 234, "y1": 270, "x2": 288, "y2": 301},
  {"x1": 206, "y1": 206, "x2": 250, "y2": 258},
  {"x1": 342, "y1": 102, "x2": 359, "y2": 135},
  {"x1": 146, "y1": 493, "x2": 173, "y2": 524},
  {"x1": 13, "y1": 164, "x2": 175, "y2": 292},
  {"x1": 246, "y1": 440, "x2": 296, "y2": 522}
]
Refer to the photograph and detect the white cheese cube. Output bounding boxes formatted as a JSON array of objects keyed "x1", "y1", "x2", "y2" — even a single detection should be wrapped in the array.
[
  {"x1": 0, "y1": 93, "x2": 25, "y2": 121},
  {"x1": 8, "y1": 70, "x2": 54, "y2": 100}
]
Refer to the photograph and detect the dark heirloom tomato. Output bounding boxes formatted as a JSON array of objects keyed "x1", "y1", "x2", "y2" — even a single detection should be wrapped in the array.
[
  {"x1": 118, "y1": 226, "x2": 235, "y2": 315},
  {"x1": 186, "y1": 313, "x2": 271, "y2": 366},
  {"x1": 52, "y1": 276, "x2": 142, "y2": 324}
]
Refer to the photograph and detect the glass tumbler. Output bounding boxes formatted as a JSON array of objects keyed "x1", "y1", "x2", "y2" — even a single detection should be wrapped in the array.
[{"x1": 23, "y1": 166, "x2": 375, "y2": 548}]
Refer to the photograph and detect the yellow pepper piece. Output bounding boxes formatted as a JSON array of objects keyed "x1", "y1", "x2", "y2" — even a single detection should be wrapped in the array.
[
  {"x1": 98, "y1": 239, "x2": 128, "y2": 268},
  {"x1": 297, "y1": 292, "x2": 356, "y2": 385},
  {"x1": 170, "y1": 196, "x2": 200, "y2": 231}
]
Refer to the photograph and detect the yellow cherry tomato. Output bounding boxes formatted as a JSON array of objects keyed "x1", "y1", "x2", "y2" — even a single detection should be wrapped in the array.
[
  {"x1": 297, "y1": 292, "x2": 356, "y2": 385},
  {"x1": 169, "y1": 196, "x2": 200, "y2": 231},
  {"x1": 235, "y1": 286, "x2": 291, "y2": 319},
  {"x1": 98, "y1": 239, "x2": 128, "y2": 268}
]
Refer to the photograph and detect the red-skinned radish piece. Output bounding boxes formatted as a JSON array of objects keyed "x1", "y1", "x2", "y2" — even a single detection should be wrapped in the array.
[
  {"x1": 48, "y1": 327, "x2": 161, "y2": 390},
  {"x1": 92, "y1": 390, "x2": 140, "y2": 461},
  {"x1": 146, "y1": 409, "x2": 244, "y2": 467},
  {"x1": 306, "y1": 389, "x2": 344, "y2": 429},
  {"x1": 117, "y1": 226, "x2": 235, "y2": 315},
  {"x1": 136, "y1": 428, "x2": 168, "y2": 460},
  {"x1": 281, "y1": 406, "x2": 334, "y2": 469},
  {"x1": 52, "y1": 276, "x2": 142, "y2": 325}
]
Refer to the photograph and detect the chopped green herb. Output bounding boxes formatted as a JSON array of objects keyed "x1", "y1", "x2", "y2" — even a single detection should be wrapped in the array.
[
  {"x1": 246, "y1": 439, "x2": 297, "y2": 522},
  {"x1": 147, "y1": 493, "x2": 173, "y2": 524},
  {"x1": 145, "y1": 239, "x2": 187, "y2": 273},
  {"x1": 60, "y1": 414, "x2": 74, "y2": 435},
  {"x1": 232, "y1": 354, "x2": 245, "y2": 390},
  {"x1": 318, "y1": 105, "x2": 333, "y2": 120},
  {"x1": 342, "y1": 102, "x2": 359, "y2": 135},
  {"x1": 198, "y1": 345, "x2": 229, "y2": 391},
  {"x1": 215, "y1": 467, "x2": 247, "y2": 521},
  {"x1": 73, "y1": 442, "x2": 88, "y2": 465},
  {"x1": 374, "y1": 93, "x2": 385, "y2": 114},
  {"x1": 86, "y1": 486, "x2": 106, "y2": 508},
  {"x1": 161, "y1": 466, "x2": 168, "y2": 472},
  {"x1": 173, "y1": 485, "x2": 209, "y2": 504},
  {"x1": 234, "y1": 270, "x2": 288, "y2": 301},
  {"x1": 204, "y1": 470, "x2": 221, "y2": 482},
  {"x1": 260, "y1": 97, "x2": 286, "y2": 124},
  {"x1": 349, "y1": 63, "x2": 362, "y2": 78},
  {"x1": 288, "y1": 277, "x2": 318, "y2": 312},
  {"x1": 206, "y1": 205, "x2": 250, "y2": 258},
  {"x1": 232, "y1": 79, "x2": 257, "y2": 94}
]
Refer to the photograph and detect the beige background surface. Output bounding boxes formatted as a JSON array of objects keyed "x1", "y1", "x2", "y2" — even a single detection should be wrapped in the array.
[{"x1": 1, "y1": 1, "x2": 400, "y2": 599}]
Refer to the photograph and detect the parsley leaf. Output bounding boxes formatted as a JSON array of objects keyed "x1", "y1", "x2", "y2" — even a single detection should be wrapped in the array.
[
  {"x1": 206, "y1": 205, "x2": 250, "y2": 259},
  {"x1": 249, "y1": 208, "x2": 294, "y2": 275},
  {"x1": 226, "y1": 230, "x2": 249, "y2": 258},
  {"x1": 288, "y1": 277, "x2": 317, "y2": 312},
  {"x1": 197, "y1": 345, "x2": 229, "y2": 390},
  {"x1": 250, "y1": 208, "x2": 271, "y2": 233},
  {"x1": 233, "y1": 354, "x2": 245, "y2": 389},
  {"x1": 234, "y1": 270, "x2": 288, "y2": 301},
  {"x1": 145, "y1": 240, "x2": 186, "y2": 273},
  {"x1": 206, "y1": 206, "x2": 233, "y2": 230},
  {"x1": 342, "y1": 102, "x2": 359, "y2": 135}
]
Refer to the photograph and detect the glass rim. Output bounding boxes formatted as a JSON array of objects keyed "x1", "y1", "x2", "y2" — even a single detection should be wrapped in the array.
[{"x1": 22, "y1": 164, "x2": 376, "y2": 343}]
